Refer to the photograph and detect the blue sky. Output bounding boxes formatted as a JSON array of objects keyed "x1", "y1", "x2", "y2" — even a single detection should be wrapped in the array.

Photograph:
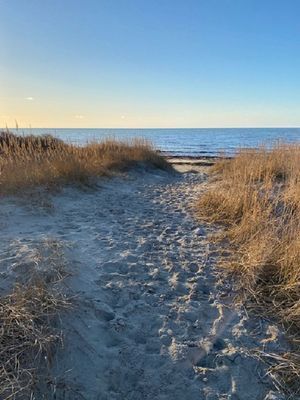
[{"x1": 1, "y1": 0, "x2": 300, "y2": 128}]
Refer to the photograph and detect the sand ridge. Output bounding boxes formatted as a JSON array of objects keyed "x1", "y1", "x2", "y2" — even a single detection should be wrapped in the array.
[{"x1": 0, "y1": 169, "x2": 289, "y2": 399}]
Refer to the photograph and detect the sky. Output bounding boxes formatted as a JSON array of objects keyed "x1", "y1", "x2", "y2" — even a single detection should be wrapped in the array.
[{"x1": 1, "y1": 0, "x2": 300, "y2": 128}]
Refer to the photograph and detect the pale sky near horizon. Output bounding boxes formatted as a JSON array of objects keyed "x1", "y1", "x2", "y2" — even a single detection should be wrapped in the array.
[{"x1": 1, "y1": 0, "x2": 300, "y2": 128}]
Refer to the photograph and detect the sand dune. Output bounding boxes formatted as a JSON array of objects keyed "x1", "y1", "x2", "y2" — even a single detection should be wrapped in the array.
[{"x1": 0, "y1": 167, "x2": 288, "y2": 399}]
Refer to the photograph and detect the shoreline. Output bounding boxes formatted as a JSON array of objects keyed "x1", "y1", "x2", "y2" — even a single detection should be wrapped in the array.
[{"x1": 163, "y1": 155, "x2": 223, "y2": 172}]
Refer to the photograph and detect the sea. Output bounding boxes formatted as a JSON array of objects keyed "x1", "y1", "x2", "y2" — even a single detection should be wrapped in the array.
[{"x1": 6, "y1": 128, "x2": 300, "y2": 157}]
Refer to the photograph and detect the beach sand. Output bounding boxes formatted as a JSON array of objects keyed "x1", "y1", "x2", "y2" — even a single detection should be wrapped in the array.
[
  {"x1": 166, "y1": 156, "x2": 217, "y2": 173},
  {"x1": 0, "y1": 163, "x2": 288, "y2": 399}
]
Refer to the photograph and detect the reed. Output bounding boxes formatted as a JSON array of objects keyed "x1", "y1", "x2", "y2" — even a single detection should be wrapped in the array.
[{"x1": 0, "y1": 131, "x2": 170, "y2": 193}]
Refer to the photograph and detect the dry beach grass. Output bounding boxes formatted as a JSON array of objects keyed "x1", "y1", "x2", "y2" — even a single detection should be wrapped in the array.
[
  {"x1": 0, "y1": 282, "x2": 69, "y2": 399},
  {"x1": 196, "y1": 143, "x2": 300, "y2": 393},
  {"x1": 0, "y1": 236, "x2": 71, "y2": 399},
  {"x1": 0, "y1": 131, "x2": 170, "y2": 193}
]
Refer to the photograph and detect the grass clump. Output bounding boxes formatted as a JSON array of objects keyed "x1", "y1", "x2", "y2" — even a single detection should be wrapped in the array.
[
  {"x1": 197, "y1": 143, "x2": 300, "y2": 308},
  {"x1": 0, "y1": 131, "x2": 170, "y2": 194},
  {"x1": 196, "y1": 143, "x2": 300, "y2": 392},
  {"x1": 0, "y1": 282, "x2": 69, "y2": 399},
  {"x1": 0, "y1": 238, "x2": 70, "y2": 399}
]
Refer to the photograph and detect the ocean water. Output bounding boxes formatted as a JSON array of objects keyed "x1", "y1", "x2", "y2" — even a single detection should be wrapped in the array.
[{"x1": 7, "y1": 128, "x2": 300, "y2": 157}]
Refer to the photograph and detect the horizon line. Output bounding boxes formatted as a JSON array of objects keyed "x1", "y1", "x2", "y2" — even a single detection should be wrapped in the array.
[{"x1": 2, "y1": 126, "x2": 300, "y2": 130}]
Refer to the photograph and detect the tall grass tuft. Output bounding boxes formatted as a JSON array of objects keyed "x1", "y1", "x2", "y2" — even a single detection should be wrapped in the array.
[
  {"x1": 0, "y1": 281, "x2": 70, "y2": 399},
  {"x1": 196, "y1": 142, "x2": 300, "y2": 392},
  {"x1": 0, "y1": 131, "x2": 170, "y2": 193}
]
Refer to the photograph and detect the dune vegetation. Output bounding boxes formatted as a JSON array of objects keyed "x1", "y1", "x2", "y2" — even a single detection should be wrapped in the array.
[
  {"x1": 0, "y1": 281, "x2": 69, "y2": 399},
  {"x1": 0, "y1": 234, "x2": 71, "y2": 399},
  {"x1": 196, "y1": 143, "x2": 300, "y2": 391},
  {"x1": 0, "y1": 131, "x2": 170, "y2": 194}
]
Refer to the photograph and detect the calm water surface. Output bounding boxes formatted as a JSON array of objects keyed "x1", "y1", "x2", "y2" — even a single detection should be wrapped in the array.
[{"x1": 8, "y1": 128, "x2": 300, "y2": 157}]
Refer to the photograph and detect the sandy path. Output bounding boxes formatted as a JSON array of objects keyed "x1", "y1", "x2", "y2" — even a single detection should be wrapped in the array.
[{"x1": 0, "y1": 169, "x2": 287, "y2": 400}]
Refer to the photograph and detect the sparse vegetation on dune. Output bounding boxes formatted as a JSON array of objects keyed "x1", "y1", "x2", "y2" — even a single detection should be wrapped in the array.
[
  {"x1": 0, "y1": 281, "x2": 69, "y2": 399},
  {"x1": 0, "y1": 238, "x2": 70, "y2": 399},
  {"x1": 0, "y1": 131, "x2": 171, "y2": 193},
  {"x1": 196, "y1": 143, "x2": 300, "y2": 392}
]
